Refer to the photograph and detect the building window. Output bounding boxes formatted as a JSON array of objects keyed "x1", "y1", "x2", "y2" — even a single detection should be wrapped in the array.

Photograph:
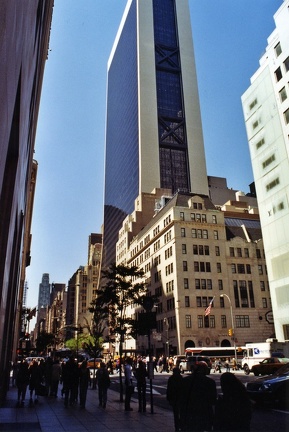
[
  {"x1": 209, "y1": 316, "x2": 215, "y2": 328},
  {"x1": 195, "y1": 279, "x2": 200, "y2": 290},
  {"x1": 203, "y1": 230, "x2": 208, "y2": 239},
  {"x1": 201, "y1": 279, "x2": 206, "y2": 290},
  {"x1": 249, "y1": 98, "x2": 257, "y2": 110},
  {"x1": 181, "y1": 227, "x2": 186, "y2": 237},
  {"x1": 266, "y1": 177, "x2": 280, "y2": 191},
  {"x1": 284, "y1": 56, "x2": 289, "y2": 72},
  {"x1": 275, "y1": 42, "x2": 282, "y2": 57},
  {"x1": 186, "y1": 315, "x2": 192, "y2": 328},
  {"x1": 260, "y1": 281, "x2": 265, "y2": 291},
  {"x1": 212, "y1": 215, "x2": 217, "y2": 224},
  {"x1": 256, "y1": 249, "x2": 261, "y2": 259},
  {"x1": 180, "y1": 212, "x2": 184, "y2": 221},
  {"x1": 258, "y1": 265, "x2": 263, "y2": 275},
  {"x1": 213, "y1": 230, "x2": 218, "y2": 240},
  {"x1": 252, "y1": 120, "x2": 259, "y2": 129},
  {"x1": 191, "y1": 213, "x2": 195, "y2": 221},
  {"x1": 182, "y1": 244, "x2": 187, "y2": 254},
  {"x1": 262, "y1": 298, "x2": 268, "y2": 308},
  {"x1": 207, "y1": 279, "x2": 212, "y2": 290},
  {"x1": 275, "y1": 67, "x2": 282, "y2": 82},
  {"x1": 196, "y1": 297, "x2": 201, "y2": 307},
  {"x1": 221, "y1": 315, "x2": 227, "y2": 328},
  {"x1": 217, "y1": 263, "x2": 222, "y2": 273},
  {"x1": 256, "y1": 137, "x2": 265, "y2": 150},
  {"x1": 237, "y1": 264, "x2": 245, "y2": 274},
  {"x1": 244, "y1": 248, "x2": 249, "y2": 258},
  {"x1": 236, "y1": 315, "x2": 250, "y2": 328},
  {"x1": 231, "y1": 264, "x2": 236, "y2": 274},
  {"x1": 184, "y1": 278, "x2": 189, "y2": 289},
  {"x1": 192, "y1": 229, "x2": 197, "y2": 238},
  {"x1": 183, "y1": 261, "x2": 188, "y2": 271},
  {"x1": 237, "y1": 248, "x2": 242, "y2": 257},
  {"x1": 284, "y1": 108, "x2": 289, "y2": 125},
  {"x1": 263, "y1": 154, "x2": 276, "y2": 169},
  {"x1": 218, "y1": 280, "x2": 223, "y2": 290},
  {"x1": 185, "y1": 296, "x2": 190, "y2": 307},
  {"x1": 279, "y1": 87, "x2": 287, "y2": 103},
  {"x1": 220, "y1": 297, "x2": 224, "y2": 308},
  {"x1": 215, "y1": 246, "x2": 220, "y2": 256},
  {"x1": 229, "y1": 247, "x2": 235, "y2": 257},
  {"x1": 197, "y1": 315, "x2": 203, "y2": 328}
]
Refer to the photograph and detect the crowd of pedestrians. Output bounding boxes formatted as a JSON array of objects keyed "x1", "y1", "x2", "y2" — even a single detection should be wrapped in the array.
[{"x1": 13, "y1": 354, "x2": 251, "y2": 431}]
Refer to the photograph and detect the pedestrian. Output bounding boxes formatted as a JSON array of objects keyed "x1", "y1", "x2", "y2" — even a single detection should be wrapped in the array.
[
  {"x1": 106, "y1": 358, "x2": 114, "y2": 375},
  {"x1": 96, "y1": 361, "x2": 110, "y2": 408},
  {"x1": 225, "y1": 358, "x2": 230, "y2": 372},
  {"x1": 50, "y1": 359, "x2": 61, "y2": 397},
  {"x1": 44, "y1": 357, "x2": 53, "y2": 396},
  {"x1": 16, "y1": 360, "x2": 29, "y2": 407},
  {"x1": 166, "y1": 367, "x2": 183, "y2": 432},
  {"x1": 232, "y1": 357, "x2": 237, "y2": 371},
  {"x1": 214, "y1": 372, "x2": 252, "y2": 431},
  {"x1": 79, "y1": 360, "x2": 90, "y2": 409},
  {"x1": 61, "y1": 356, "x2": 79, "y2": 407},
  {"x1": 181, "y1": 361, "x2": 217, "y2": 431},
  {"x1": 124, "y1": 357, "x2": 134, "y2": 411},
  {"x1": 28, "y1": 359, "x2": 43, "y2": 405},
  {"x1": 134, "y1": 359, "x2": 147, "y2": 412}
]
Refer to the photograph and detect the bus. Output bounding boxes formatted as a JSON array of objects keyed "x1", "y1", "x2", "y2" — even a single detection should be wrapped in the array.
[{"x1": 185, "y1": 346, "x2": 245, "y2": 366}]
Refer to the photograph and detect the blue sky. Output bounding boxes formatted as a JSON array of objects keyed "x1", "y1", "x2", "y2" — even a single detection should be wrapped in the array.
[{"x1": 26, "y1": 0, "x2": 281, "y2": 315}]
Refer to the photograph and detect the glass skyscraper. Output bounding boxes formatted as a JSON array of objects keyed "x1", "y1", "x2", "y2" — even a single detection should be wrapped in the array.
[{"x1": 103, "y1": 0, "x2": 208, "y2": 266}]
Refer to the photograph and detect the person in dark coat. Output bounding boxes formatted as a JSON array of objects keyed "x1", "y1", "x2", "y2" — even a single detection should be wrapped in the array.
[
  {"x1": 28, "y1": 360, "x2": 43, "y2": 404},
  {"x1": 96, "y1": 361, "x2": 110, "y2": 408},
  {"x1": 181, "y1": 361, "x2": 217, "y2": 431},
  {"x1": 79, "y1": 360, "x2": 90, "y2": 409},
  {"x1": 134, "y1": 359, "x2": 147, "y2": 412},
  {"x1": 16, "y1": 360, "x2": 30, "y2": 406},
  {"x1": 166, "y1": 367, "x2": 183, "y2": 431},
  {"x1": 124, "y1": 357, "x2": 134, "y2": 411},
  {"x1": 62, "y1": 356, "x2": 79, "y2": 407},
  {"x1": 214, "y1": 372, "x2": 252, "y2": 431}
]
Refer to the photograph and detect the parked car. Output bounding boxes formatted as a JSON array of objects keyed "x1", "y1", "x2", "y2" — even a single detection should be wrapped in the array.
[
  {"x1": 251, "y1": 357, "x2": 289, "y2": 376},
  {"x1": 179, "y1": 356, "x2": 212, "y2": 374},
  {"x1": 246, "y1": 363, "x2": 289, "y2": 409}
]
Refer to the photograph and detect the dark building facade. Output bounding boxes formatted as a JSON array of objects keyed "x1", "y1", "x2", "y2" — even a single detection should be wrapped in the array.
[{"x1": 0, "y1": 0, "x2": 53, "y2": 403}]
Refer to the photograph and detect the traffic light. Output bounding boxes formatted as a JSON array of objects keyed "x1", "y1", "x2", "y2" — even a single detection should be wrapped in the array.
[{"x1": 228, "y1": 328, "x2": 233, "y2": 336}]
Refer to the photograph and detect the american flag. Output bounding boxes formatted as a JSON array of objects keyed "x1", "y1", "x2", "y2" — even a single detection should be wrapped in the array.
[{"x1": 204, "y1": 297, "x2": 215, "y2": 316}]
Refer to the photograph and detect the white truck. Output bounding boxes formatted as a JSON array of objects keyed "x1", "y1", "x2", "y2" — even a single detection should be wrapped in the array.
[{"x1": 241, "y1": 339, "x2": 289, "y2": 375}]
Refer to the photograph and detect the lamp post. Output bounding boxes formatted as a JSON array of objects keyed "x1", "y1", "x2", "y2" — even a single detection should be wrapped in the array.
[
  {"x1": 220, "y1": 294, "x2": 237, "y2": 361},
  {"x1": 142, "y1": 296, "x2": 156, "y2": 414}
]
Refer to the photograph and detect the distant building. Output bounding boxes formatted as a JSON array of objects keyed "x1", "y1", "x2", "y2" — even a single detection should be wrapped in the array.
[
  {"x1": 66, "y1": 234, "x2": 102, "y2": 336},
  {"x1": 241, "y1": 0, "x2": 289, "y2": 341},
  {"x1": 115, "y1": 186, "x2": 274, "y2": 356},
  {"x1": 103, "y1": 0, "x2": 208, "y2": 267},
  {"x1": 0, "y1": 0, "x2": 53, "y2": 402},
  {"x1": 37, "y1": 273, "x2": 51, "y2": 311}
]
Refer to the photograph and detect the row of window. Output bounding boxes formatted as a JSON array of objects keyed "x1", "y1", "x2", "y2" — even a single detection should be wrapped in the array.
[
  {"x1": 180, "y1": 212, "x2": 218, "y2": 224},
  {"x1": 163, "y1": 314, "x2": 252, "y2": 329}
]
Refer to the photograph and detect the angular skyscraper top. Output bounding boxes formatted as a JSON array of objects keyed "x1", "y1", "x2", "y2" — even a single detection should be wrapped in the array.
[{"x1": 103, "y1": 0, "x2": 208, "y2": 266}]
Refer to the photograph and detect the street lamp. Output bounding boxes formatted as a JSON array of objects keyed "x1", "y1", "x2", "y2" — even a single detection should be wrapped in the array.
[{"x1": 220, "y1": 294, "x2": 237, "y2": 361}]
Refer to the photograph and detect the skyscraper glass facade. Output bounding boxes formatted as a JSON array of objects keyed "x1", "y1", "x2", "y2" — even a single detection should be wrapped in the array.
[{"x1": 153, "y1": 0, "x2": 190, "y2": 192}]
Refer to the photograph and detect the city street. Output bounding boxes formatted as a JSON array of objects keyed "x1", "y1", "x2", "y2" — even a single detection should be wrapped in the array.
[
  {"x1": 109, "y1": 369, "x2": 289, "y2": 432},
  {"x1": 1, "y1": 370, "x2": 288, "y2": 431}
]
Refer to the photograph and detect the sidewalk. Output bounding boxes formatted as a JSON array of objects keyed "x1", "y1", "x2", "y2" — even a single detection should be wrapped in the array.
[{"x1": 0, "y1": 384, "x2": 174, "y2": 432}]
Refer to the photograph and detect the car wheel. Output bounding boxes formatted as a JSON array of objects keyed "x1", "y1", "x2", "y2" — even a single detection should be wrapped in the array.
[{"x1": 244, "y1": 365, "x2": 250, "y2": 375}]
